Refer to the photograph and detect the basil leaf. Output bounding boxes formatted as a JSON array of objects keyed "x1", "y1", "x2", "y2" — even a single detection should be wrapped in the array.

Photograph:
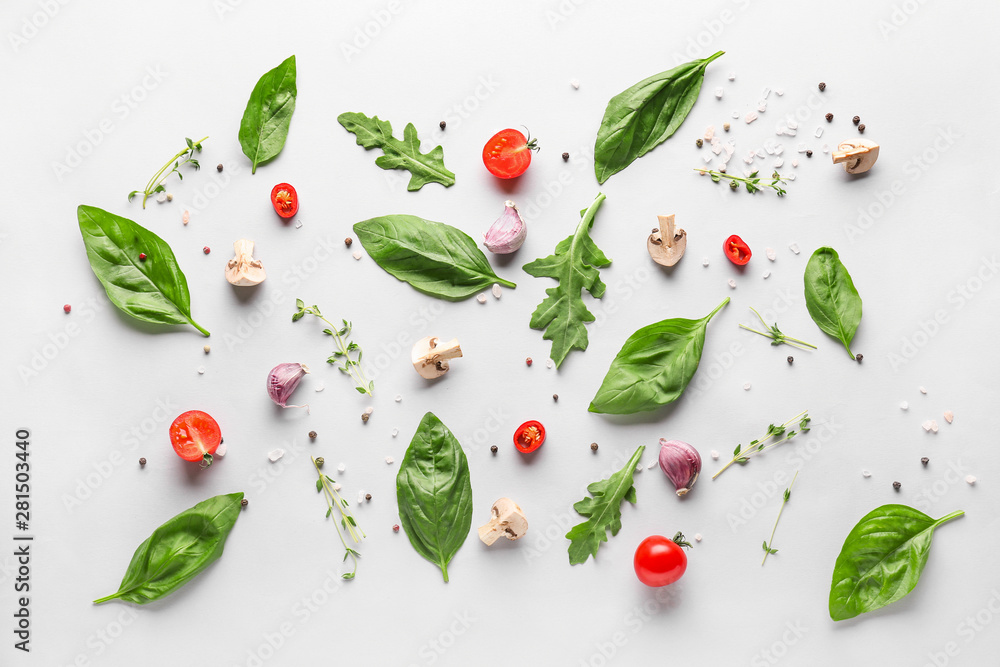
[
  {"x1": 829, "y1": 504, "x2": 964, "y2": 621},
  {"x1": 396, "y1": 413, "x2": 473, "y2": 582},
  {"x1": 94, "y1": 492, "x2": 244, "y2": 604},
  {"x1": 338, "y1": 112, "x2": 455, "y2": 191},
  {"x1": 594, "y1": 51, "x2": 723, "y2": 184},
  {"x1": 804, "y1": 246, "x2": 863, "y2": 359},
  {"x1": 523, "y1": 193, "x2": 611, "y2": 368},
  {"x1": 354, "y1": 215, "x2": 516, "y2": 301},
  {"x1": 239, "y1": 55, "x2": 297, "y2": 174},
  {"x1": 589, "y1": 298, "x2": 729, "y2": 414},
  {"x1": 77, "y1": 205, "x2": 209, "y2": 336},
  {"x1": 566, "y1": 445, "x2": 645, "y2": 565}
]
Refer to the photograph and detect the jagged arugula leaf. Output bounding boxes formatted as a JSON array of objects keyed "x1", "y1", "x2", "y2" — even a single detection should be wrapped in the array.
[
  {"x1": 522, "y1": 193, "x2": 611, "y2": 368},
  {"x1": 338, "y1": 112, "x2": 455, "y2": 191}
]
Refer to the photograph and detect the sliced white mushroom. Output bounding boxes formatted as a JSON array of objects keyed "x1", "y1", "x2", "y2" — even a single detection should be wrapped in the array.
[
  {"x1": 832, "y1": 139, "x2": 880, "y2": 174},
  {"x1": 225, "y1": 239, "x2": 266, "y2": 286},
  {"x1": 411, "y1": 336, "x2": 463, "y2": 379},
  {"x1": 647, "y1": 214, "x2": 687, "y2": 267},
  {"x1": 477, "y1": 497, "x2": 528, "y2": 545}
]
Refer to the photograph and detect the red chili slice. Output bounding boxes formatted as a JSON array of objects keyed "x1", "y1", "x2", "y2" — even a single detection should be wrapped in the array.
[
  {"x1": 270, "y1": 183, "x2": 298, "y2": 218},
  {"x1": 513, "y1": 420, "x2": 545, "y2": 453},
  {"x1": 723, "y1": 234, "x2": 752, "y2": 265}
]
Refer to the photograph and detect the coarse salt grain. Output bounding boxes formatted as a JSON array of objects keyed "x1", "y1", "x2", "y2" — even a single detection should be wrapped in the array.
[
  {"x1": 900, "y1": 401, "x2": 909, "y2": 410},
  {"x1": 745, "y1": 112, "x2": 758, "y2": 124},
  {"x1": 358, "y1": 491, "x2": 366, "y2": 503},
  {"x1": 392, "y1": 428, "x2": 398, "y2": 437},
  {"x1": 156, "y1": 193, "x2": 167, "y2": 203},
  {"x1": 919, "y1": 386, "x2": 928, "y2": 394},
  {"x1": 766, "y1": 247, "x2": 776, "y2": 261},
  {"x1": 757, "y1": 102, "x2": 767, "y2": 113},
  {"x1": 728, "y1": 72, "x2": 736, "y2": 81},
  {"x1": 774, "y1": 144, "x2": 784, "y2": 155},
  {"x1": 333, "y1": 483, "x2": 341, "y2": 492},
  {"x1": 862, "y1": 470, "x2": 871, "y2": 478},
  {"x1": 703, "y1": 154, "x2": 714, "y2": 164},
  {"x1": 787, "y1": 119, "x2": 798, "y2": 130},
  {"x1": 694, "y1": 533, "x2": 703, "y2": 542},
  {"x1": 774, "y1": 89, "x2": 783, "y2": 96},
  {"x1": 728, "y1": 279, "x2": 737, "y2": 289},
  {"x1": 635, "y1": 464, "x2": 643, "y2": 473},
  {"x1": 364, "y1": 406, "x2": 374, "y2": 416},
  {"x1": 965, "y1": 475, "x2": 976, "y2": 485},
  {"x1": 797, "y1": 143, "x2": 807, "y2": 153},
  {"x1": 763, "y1": 271, "x2": 771, "y2": 279},
  {"x1": 815, "y1": 127, "x2": 824, "y2": 138},
  {"x1": 703, "y1": 257, "x2": 710, "y2": 267},
  {"x1": 492, "y1": 284, "x2": 502, "y2": 299},
  {"x1": 385, "y1": 456, "x2": 394, "y2": 464},
  {"x1": 792, "y1": 160, "x2": 798, "y2": 168},
  {"x1": 761, "y1": 87, "x2": 770, "y2": 99},
  {"x1": 944, "y1": 410, "x2": 954, "y2": 423},
  {"x1": 774, "y1": 158, "x2": 783, "y2": 169},
  {"x1": 822, "y1": 144, "x2": 830, "y2": 154},
  {"x1": 182, "y1": 210, "x2": 190, "y2": 225},
  {"x1": 216, "y1": 441, "x2": 227, "y2": 457},
  {"x1": 268, "y1": 449, "x2": 285, "y2": 462},
  {"x1": 710, "y1": 450, "x2": 719, "y2": 460},
  {"x1": 352, "y1": 250, "x2": 361, "y2": 260},
  {"x1": 476, "y1": 293, "x2": 487, "y2": 304},
  {"x1": 197, "y1": 366, "x2": 205, "y2": 374},
  {"x1": 314, "y1": 383, "x2": 324, "y2": 392},
  {"x1": 395, "y1": 394, "x2": 402, "y2": 402},
  {"x1": 715, "y1": 87, "x2": 724, "y2": 98},
  {"x1": 295, "y1": 220, "x2": 303, "y2": 229},
  {"x1": 922, "y1": 420, "x2": 939, "y2": 433},
  {"x1": 338, "y1": 462, "x2": 346, "y2": 473},
  {"x1": 789, "y1": 243, "x2": 800, "y2": 254},
  {"x1": 570, "y1": 79, "x2": 580, "y2": 89},
  {"x1": 787, "y1": 173, "x2": 796, "y2": 181},
  {"x1": 743, "y1": 382, "x2": 751, "y2": 391},
  {"x1": 647, "y1": 462, "x2": 657, "y2": 470},
  {"x1": 704, "y1": 126, "x2": 715, "y2": 141},
  {"x1": 546, "y1": 358, "x2": 554, "y2": 369},
  {"x1": 731, "y1": 110, "x2": 740, "y2": 119}
]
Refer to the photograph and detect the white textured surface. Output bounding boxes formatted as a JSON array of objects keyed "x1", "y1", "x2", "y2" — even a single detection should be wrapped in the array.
[{"x1": 3, "y1": 0, "x2": 1000, "y2": 665}]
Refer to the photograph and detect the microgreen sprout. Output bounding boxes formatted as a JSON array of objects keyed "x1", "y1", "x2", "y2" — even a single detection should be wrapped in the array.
[
  {"x1": 293, "y1": 300, "x2": 374, "y2": 396},
  {"x1": 129, "y1": 136, "x2": 207, "y2": 209},
  {"x1": 762, "y1": 470, "x2": 798, "y2": 565},
  {"x1": 739, "y1": 307, "x2": 817, "y2": 351}
]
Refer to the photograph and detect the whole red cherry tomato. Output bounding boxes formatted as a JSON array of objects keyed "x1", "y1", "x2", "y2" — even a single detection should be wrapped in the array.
[
  {"x1": 513, "y1": 420, "x2": 545, "y2": 453},
  {"x1": 724, "y1": 235, "x2": 751, "y2": 265},
  {"x1": 634, "y1": 532, "x2": 691, "y2": 587},
  {"x1": 271, "y1": 183, "x2": 298, "y2": 218},
  {"x1": 483, "y1": 129, "x2": 538, "y2": 179},
  {"x1": 169, "y1": 410, "x2": 222, "y2": 467}
]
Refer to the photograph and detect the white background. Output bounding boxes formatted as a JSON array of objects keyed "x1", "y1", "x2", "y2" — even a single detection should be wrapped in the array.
[{"x1": 3, "y1": 0, "x2": 1000, "y2": 665}]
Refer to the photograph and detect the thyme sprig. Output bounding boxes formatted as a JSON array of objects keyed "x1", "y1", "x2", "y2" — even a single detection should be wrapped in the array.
[
  {"x1": 762, "y1": 471, "x2": 798, "y2": 565},
  {"x1": 695, "y1": 168, "x2": 788, "y2": 196},
  {"x1": 294, "y1": 300, "x2": 374, "y2": 396},
  {"x1": 129, "y1": 136, "x2": 207, "y2": 208},
  {"x1": 713, "y1": 411, "x2": 810, "y2": 480},
  {"x1": 740, "y1": 307, "x2": 817, "y2": 351},
  {"x1": 312, "y1": 456, "x2": 365, "y2": 579}
]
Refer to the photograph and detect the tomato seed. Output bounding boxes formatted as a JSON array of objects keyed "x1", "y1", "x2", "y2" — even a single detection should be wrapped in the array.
[{"x1": 63, "y1": 304, "x2": 71, "y2": 313}]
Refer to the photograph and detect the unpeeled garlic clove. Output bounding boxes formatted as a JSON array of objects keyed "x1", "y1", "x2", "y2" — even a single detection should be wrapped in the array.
[
  {"x1": 658, "y1": 439, "x2": 701, "y2": 497},
  {"x1": 266, "y1": 362, "x2": 310, "y2": 409},
  {"x1": 483, "y1": 201, "x2": 526, "y2": 254},
  {"x1": 226, "y1": 239, "x2": 267, "y2": 286}
]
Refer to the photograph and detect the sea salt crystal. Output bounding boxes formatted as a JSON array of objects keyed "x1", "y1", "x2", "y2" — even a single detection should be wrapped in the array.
[
  {"x1": 268, "y1": 449, "x2": 285, "y2": 462},
  {"x1": 723, "y1": 142, "x2": 734, "y2": 157},
  {"x1": 704, "y1": 126, "x2": 715, "y2": 141},
  {"x1": 966, "y1": 475, "x2": 977, "y2": 485},
  {"x1": 333, "y1": 483, "x2": 341, "y2": 491},
  {"x1": 784, "y1": 127, "x2": 797, "y2": 136},
  {"x1": 773, "y1": 158, "x2": 783, "y2": 169},
  {"x1": 815, "y1": 127, "x2": 824, "y2": 138},
  {"x1": 358, "y1": 491, "x2": 366, "y2": 504},
  {"x1": 492, "y1": 284, "x2": 502, "y2": 299},
  {"x1": 792, "y1": 160, "x2": 798, "y2": 168},
  {"x1": 570, "y1": 79, "x2": 580, "y2": 89},
  {"x1": 197, "y1": 366, "x2": 205, "y2": 374},
  {"x1": 743, "y1": 382, "x2": 751, "y2": 391},
  {"x1": 635, "y1": 464, "x2": 643, "y2": 473},
  {"x1": 715, "y1": 87, "x2": 724, "y2": 98},
  {"x1": 765, "y1": 144, "x2": 775, "y2": 155},
  {"x1": 647, "y1": 461, "x2": 657, "y2": 470},
  {"x1": 352, "y1": 250, "x2": 361, "y2": 260},
  {"x1": 862, "y1": 470, "x2": 871, "y2": 478},
  {"x1": 766, "y1": 247, "x2": 776, "y2": 261},
  {"x1": 546, "y1": 358, "x2": 554, "y2": 369},
  {"x1": 743, "y1": 156, "x2": 754, "y2": 165},
  {"x1": 774, "y1": 144, "x2": 784, "y2": 155},
  {"x1": 822, "y1": 144, "x2": 831, "y2": 154},
  {"x1": 156, "y1": 192, "x2": 167, "y2": 203},
  {"x1": 761, "y1": 87, "x2": 770, "y2": 99},
  {"x1": 775, "y1": 127, "x2": 784, "y2": 136},
  {"x1": 797, "y1": 143, "x2": 808, "y2": 153},
  {"x1": 763, "y1": 271, "x2": 771, "y2": 279},
  {"x1": 786, "y1": 173, "x2": 796, "y2": 181},
  {"x1": 314, "y1": 382, "x2": 324, "y2": 392},
  {"x1": 774, "y1": 89, "x2": 784, "y2": 96},
  {"x1": 182, "y1": 210, "x2": 190, "y2": 225},
  {"x1": 476, "y1": 293, "x2": 487, "y2": 304},
  {"x1": 385, "y1": 456, "x2": 394, "y2": 465},
  {"x1": 703, "y1": 257, "x2": 710, "y2": 267},
  {"x1": 295, "y1": 220, "x2": 303, "y2": 229},
  {"x1": 944, "y1": 410, "x2": 954, "y2": 423},
  {"x1": 703, "y1": 154, "x2": 714, "y2": 164},
  {"x1": 900, "y1": 401, "x2": 909, "y2": 410},
  {"x1": 787, "y1": 119, "x2": 798, "y2": 130},
  {"x1": 216, "y1": 441, "x2": 227, "y2": 457},
  {"x1": 728, "y1": 72, "x2": 736, "y2": 81},
  {"x1": 711, "y1": 138, "x2": 722, "y2": 155},
  {"x1": 395, "y1": 395, "x2": 402, "y2": 402},
  {"x1": 337, "y1": 462, "x2": 346, "y2": 473},
  {"x1": 694, "y1": 534, "x2": 703, "y2": 542},
  {"x1": 732, "y1": 110, "x2": 740, "y2": 119},
  {"x1": 392, "y1": 428, "x2": 398, "y2": 437},
  {"x1": 789, "y1": 243, "x2": 800, "y2": 254},
  {"x1": 728, "y1": 279, "x2": 737, "y2": 289},
  {"x1": 919, "y1": 386, "x2": 928, "y2": 394},
  {"x1": 922, "y1": 420, "x2": 939, "y2": 433},
  {"x1": 757, "y1": 102, "x2": 767, "y2": 113},
  {"x1": 710, "y1": 450, "x2": 719, "y2": 460},
  {"x1": 745, "y1": 112, "x2": 758, "y2": 124},
  {"x1": 756, "y1": 149, "x2": 766, "y2": 159}
]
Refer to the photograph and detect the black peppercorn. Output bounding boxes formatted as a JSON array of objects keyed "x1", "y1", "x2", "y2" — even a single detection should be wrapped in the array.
[
  {"x1": 825, "y1": 113, "x2": 833, "y2": 122},
  {"x1": 139, "y1": 457, "x2": 147, "y2": 466},
  {"x1": 439, "y1": 120, "x2": 446, "y2": 130},
  {"x1": 553, "y1": 393, "x2": 559, "y2": 401},
  {"x1": 490, "y1": 445, "x2": 498, "y2": 454},
  {"x1": 858, "y1": 124, "x2": 866, "y2": 133},
  {"x1": 309, "y1": 430, "x2": 317, "y2": 439},
  {"x1": 241, "y1": 498, "x2": 249, "y2": 507},
  {"x1": 561, "y1": 152, "x2": 569, "y2": 161},
  {"x1": 856, "y1": 353, "x2": 864, "y2": 362},
  {"x1": 590, "y1": 442, "x2": 599, "y2": 452},
  {"x1": 365, "y1": 493, "x2": 372, "y2": 501},
  {"x1": 696, "y1": 138, "x2": 703, "y2": 148},
  {"x1": 216, "y1": 163, "x2": 224, "y2": 172},
  {"x1": 853, "y1": 116, "x2": 861, "y2": 125},
  {"x1": 818, "y1": 82, "x2": 826, "y2": 91},
  {"x1": 806, "y1": 150, "x2": 813, "y2": 158},
  {"x1": 921, "y1": 457, "x2": 929, "y2": 466},
  {"x1": 787, "y1": 356, "x2": 794, "y2": 365},
  {"x1": 345, "y1": 237, "x2": 353, "y2": 247},
  {"x1": 892, "y1": 481, "x2": 901, "y2": 491}
]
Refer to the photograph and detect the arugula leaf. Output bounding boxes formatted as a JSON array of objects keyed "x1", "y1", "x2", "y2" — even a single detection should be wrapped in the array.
[
  {"x1": 566, "y1": 445, "x2": 645, "y2": 565},
  {"x1": 239, "y1": 55, "x2": 297, "y2": 174},
  {"x1": 94, "y1": 492, "x2": 243, "y2": 604},
  {"x1": 589, "y1": 298, "x2": 729, "y2": 414},
  {"x1": 338, "y1": 112, "x2": 455, "y2": 191},
  {"x1": 830, "y1": 504, "x2": 963, "y2": 621},
  {"x1": 77, "y1": 205, "x2": 209, "y2": 336},
  {"x1": 522, "y1": 193, "x2": 611, "y2": 368},
  {"x1": 804, "y1": 247, "x2": 863, "y2": 359},
  {"x1": 594, "y1": 51, "x2": 723, "y2": 184}
]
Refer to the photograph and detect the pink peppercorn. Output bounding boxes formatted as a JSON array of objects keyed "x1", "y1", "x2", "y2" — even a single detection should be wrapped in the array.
[
  {"x1": 203, "y1": 246, "x2": 210, "y2": 255},
  {"x1": 525, "y1": 357, "x2": 533, "y2": 366},
  {"x1": 139, "y1": 253, "x2": 147, "y2": 261},
  {"x1": 63, "y1": 304, "x2": 71, "y2": 313},
  {"x1": 392, "y1": 524, "x2": 400, "y2": 533}
]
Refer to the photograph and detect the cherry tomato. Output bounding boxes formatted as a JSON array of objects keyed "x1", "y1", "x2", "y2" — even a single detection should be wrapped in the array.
[
  {"x1": 169, "y1": 410, "x2": 222, "y2": 467},
  {"x1": 483, "y1": 129, "x2": 538, "y2": 179},
  {"x1": 633, "y1": 532, "x2": 691, "y2": 587},
  {"x1": 270, "y1": 183, "x2": 298, "y2": 218},
  {"x1": 513, "y1": 420, "x2": 545, "y2": 453},
  {"x1": 724, "y1": 234, "x2": 751, "y2": 265}
]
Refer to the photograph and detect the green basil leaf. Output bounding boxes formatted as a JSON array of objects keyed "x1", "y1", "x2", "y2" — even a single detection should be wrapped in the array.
[
  {"x1": 566, "y1": 445, "x2": 645, "y2": 565},
  {"x1": 594, "y1": 51, "x2": 723, "y2": 184},
  {"x1": 338, "y1": 112, "x2": 455, "y2": 191},
  {"x1": 354, "y1": 215, "x2": 515, "y2": 301},
  {"x1": 829, "y1": 504, "x2": 964, "y2": 621},
  {"x1": 94, "y1": 492, "x2": 244, "y2": 604},
  {"x1": 77, "y1": 205, "x2": 209, "y2": 336},
  {"x1": 523, "y1": 193, "x2": 611, "y2": 368},
  {"x1": 396, "y1": 413, "x2": 473, "y2": 582},
  {"x1": 239, "y1": 55, "x2": 297, "y2": 174},
  {"x1": 804, "y1": 246, "x2": 863, "y2": 359},
  {"x1": 589, "y1": 298, "x2": 729, "y2": 414}
]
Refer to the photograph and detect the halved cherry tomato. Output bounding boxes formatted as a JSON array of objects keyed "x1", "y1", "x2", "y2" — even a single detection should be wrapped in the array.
[
  {"x1": 723, "y1": 234, "x2": 752, "y2": 265},
  {"x1": 169, "y1": 410, "x2": 222, "y2": 467},
  {"x1": 513, "y1": 420, "x2": 545, "y2": 453},
  {"x1": 634, "y1": 532, "x2": 691, "y2": 587},
  {"x1": 270, "y1": 183, "x2": 298, "y2": 218},
  {"x1": 483, "y1": 129, "x2": 538, "y2": 179}
]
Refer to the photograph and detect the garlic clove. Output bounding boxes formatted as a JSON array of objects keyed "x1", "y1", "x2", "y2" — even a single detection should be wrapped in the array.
[
  {"x1": 226, "y1": 239, "x2": 267, "y2": 286},
  {"x1": 266, "y1": 362, "x2": 310, "y2": 409},
  {"x1": 483, "y1": 201, "x2": 526, "y2": 254},
  {"x1": 647, "y1": 214, "x2": 687, "y2": 267},
  {"x1": 658, "y1": 439, "x2": 702, "y2": 497},
  {"x1": 411, "y1": 336, "x2": 463, "y2": 379}
]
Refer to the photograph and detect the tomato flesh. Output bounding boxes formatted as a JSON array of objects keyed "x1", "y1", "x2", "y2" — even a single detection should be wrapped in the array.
[
  {"x1": 513, "y1": 420, "x2": 545, "y2": 453},
  {"x1": 169, "y1": 410, "x2": 222, "y2": 465},
  {"x1": 483, "y1": 129, "x2": 534, "y2": 179},
  {"x1": 634, "y1": 534, "x2": 688, "y2": 587},
  {"x1": 271, "y1": 183, "x2": 298, "y2": 218},
  {"x1": 724, "y1": 234, "x2": 751, "y2": 265}
]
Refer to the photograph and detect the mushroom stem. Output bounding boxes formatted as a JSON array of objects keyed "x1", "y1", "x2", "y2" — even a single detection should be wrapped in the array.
[
  {"x1": 477, "y1": 497, "x2": 528, "y2": 545},
  {"x1": 426, "y1": 337, "x2": 463, "y2": 366},
  {"x1": 412, "y1": 336, "x2": 464, "y2": 379},
  {"x1": 832, "y1": 139, "x2": 879, "y2": 174},
  {"x1": 658, "y1": 214, "x2": 677, "y2": 249}
]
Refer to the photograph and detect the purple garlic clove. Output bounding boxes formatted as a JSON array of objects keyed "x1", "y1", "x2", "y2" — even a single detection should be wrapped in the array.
[
  {"x1": 658, "y1": 439, "x2": 701, "y2": 497},
  {"x1": 267, "y1": 362, "x2": 310, "y2": 409},
  {"x1": 483, "y1": 200, "x2": 526, "y2": 254}
]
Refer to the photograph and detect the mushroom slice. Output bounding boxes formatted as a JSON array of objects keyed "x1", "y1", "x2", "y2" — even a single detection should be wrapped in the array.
[
  {"x1": 832, "y1": 139, "x2": 880, "y2": 174},
  {"x1": 647, "y1": 214, "x2": 687, "y2": 267},
  {"x1": 411, "y1": 336, "x2": 463, "y2": 379},
  {"x1": 225, "y1": 239, "x2": 266, "y2": 286},
  {"x1": 477, "y1": 497, "x2": 528, "y2": 545}
]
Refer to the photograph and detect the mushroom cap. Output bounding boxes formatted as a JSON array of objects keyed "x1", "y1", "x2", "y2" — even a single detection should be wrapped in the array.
[
  {"x1": 411, "y1": 336, "x2": 463, "y2": 380},
  {"x1": 832, "y1": 139, "x2": 879, "y2": 174},
  {"x1": 225, "y1": 239, "x2": 266, "y2": 286},
  {"x1": 647, "y1": 214, "x2": 687, "y2": 267},
  {"x1": 491, "y1": 497, "x2": 528, "y2": 539}
]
